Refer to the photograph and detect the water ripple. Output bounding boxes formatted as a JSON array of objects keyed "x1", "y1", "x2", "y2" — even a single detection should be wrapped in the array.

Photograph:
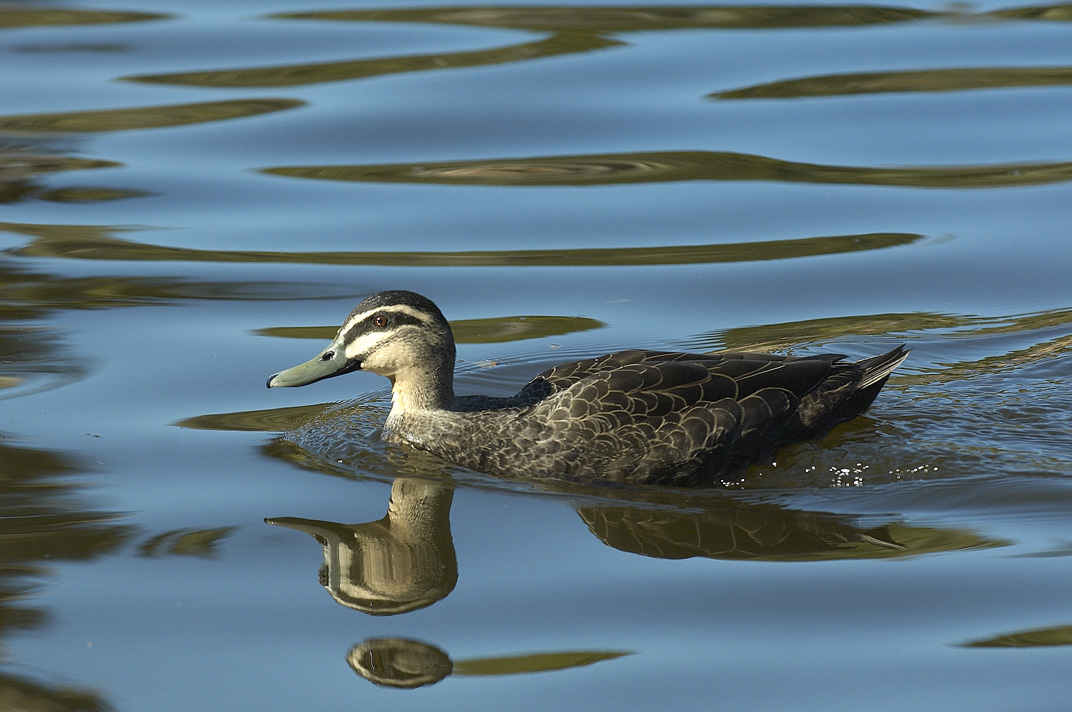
[{"x1": 264, "y1": 152, "x2": 1072, "y2": 189}]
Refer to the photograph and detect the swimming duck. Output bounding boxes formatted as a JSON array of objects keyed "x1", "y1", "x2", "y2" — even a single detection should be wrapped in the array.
[{"x1": 267, "y1": 290, "x2": 908, "y2": 487}]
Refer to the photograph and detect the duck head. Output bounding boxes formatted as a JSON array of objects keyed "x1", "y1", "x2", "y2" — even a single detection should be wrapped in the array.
[{"x1": 267, "y1": 290, "x2": 457, "y2": 410}]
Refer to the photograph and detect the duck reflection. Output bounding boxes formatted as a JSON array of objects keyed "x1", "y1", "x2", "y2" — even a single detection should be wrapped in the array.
[
  {"x1": 346, "y1": 637, "x2": 630, "y2": 689},
  {"x1": 347, "y1": 638, "x2": 453, "y2": 688},
  {"x1": 267, "y1": 477, "x2": 456, "y2": 615},
  {"x1": 577, "y1": 497, "x2": 904, "y2": 560},
  {"x1": 569, "y1": 483, "x2": 997, "y2": 560},
  {"x1": 267, "y1": 461, "x2": 992, "y2": 622}
]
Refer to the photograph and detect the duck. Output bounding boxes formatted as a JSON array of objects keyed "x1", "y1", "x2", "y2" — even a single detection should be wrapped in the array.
[{"x1": 267, "y1": 290, "x2": 909, "y2": 487}]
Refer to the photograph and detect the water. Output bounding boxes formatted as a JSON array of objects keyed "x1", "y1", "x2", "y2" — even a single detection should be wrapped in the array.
[{"x1": 2, "y1": 1, "x2": 1071, "y2": 709}]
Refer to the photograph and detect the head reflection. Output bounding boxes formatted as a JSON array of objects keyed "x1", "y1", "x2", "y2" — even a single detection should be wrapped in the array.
[
  {"x1": 348, "y1": 638, "x2": 453, "y2": 688},
  {"x1": 267, "y1": 476, "x2": 455, "y2": 615}
]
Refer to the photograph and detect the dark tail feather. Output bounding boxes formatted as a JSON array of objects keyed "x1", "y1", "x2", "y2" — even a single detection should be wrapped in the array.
[
  {"x1": 856, "y1": 344, "x2": 911, "y2": 389},
  {"x1": 844, "y1": 344, "x2": 910, "y2": 414}
]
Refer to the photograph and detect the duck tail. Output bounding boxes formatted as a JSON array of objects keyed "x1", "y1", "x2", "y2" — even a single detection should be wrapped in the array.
[
  {"x1": 823, "y1": 345, "x2": 910, "y2": 426},
  {"x1": 856, "y1": 344, "x2": 910, "y2": 390}
]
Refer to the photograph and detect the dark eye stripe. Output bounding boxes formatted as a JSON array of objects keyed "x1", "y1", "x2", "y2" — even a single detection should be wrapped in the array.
[{"x1": 340, "y1": 311, "x2": 427, "y2": 347}]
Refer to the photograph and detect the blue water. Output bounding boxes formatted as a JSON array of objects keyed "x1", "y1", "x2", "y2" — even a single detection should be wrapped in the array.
[{"x1": 1, "y1": 1, "x2": 1071, "y2": 709}]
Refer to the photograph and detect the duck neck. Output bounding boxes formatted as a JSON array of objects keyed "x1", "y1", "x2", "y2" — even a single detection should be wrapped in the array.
[{"x1": 387, "y1": 363, "x2": 456, "y2": 418}]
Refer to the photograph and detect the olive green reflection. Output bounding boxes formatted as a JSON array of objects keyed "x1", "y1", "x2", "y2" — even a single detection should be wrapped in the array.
[
  {"x1": 37, "y1": 186, "x2": 151, "y2": 202},
  {"x1": 2, "y1": 220, "x2": 922, "y2": 267},
  {"x1": 691, "y1": 311, "x2": 973, "y2": 352},
  {"x1": 689, "y1": 308, "x2": 1072, "y2": 382},
  {"x1": 0, "y1": 153, "x2": 117, "y2": 176},
  {"x1": 0, "y1": 231, "x2": 93, "y2": 390},
  {"x1": 900, "y1": 311, "x2": 1072, "y2": 386},
  {"x1": 0, "y1": 438, "x2": 129, "y2": 563},
  {"x1": 177, "y1": 403, "x2": 336, "y2": 433},
  {"x1": 0, "y1": 7, "x2": 165, "y2": 28},
  {"x1": 0, "y1": 241, "x2": 358, "y2": 397},
  {"x1": 259, "y1": 315, "x2": 604, "y2": 345},
  {"x1": 0, "y1": 98, "x2": 303, "y2": 134},
  {"x1": 278, "y1": 3, "x2": 1072, "y2": 31},
  {"x1": 0, "y1": 673, "x2": 107, "y2": 712},
  {"x1": 0, "y1": 242, "x2": 321, "y2": 312},
  {"x1": 125, "y1": 34, "x2": 620, "y2": 88},
  {"x1": 125, "y1": 4, "x2": 942, "y2": 89},
  {"x1": 347, "y1": 637, "x2": 630, "y2": 688},
  {"x1": 0, "y1": 437, "x2": 130, "y2": 708},
  {"x1": 715, "y1": 66, "x2": 1072, "y2": 99},
  {"x1": 138, "y1": 527, "x2": 236, "y2": 558},
  {"x1": 452, "y1": 649, "x2": 631, "y2": 676},
  {"x1": 275, "y1": 5, "x2": 937, "y2": 31},
  {"x1": 962, "y1": 623, "x2": 1072, "y2": 648},
  {"x1": 267, "y1": 477, "x2": 457, "y2": 615},
  {"x1": 1, "y1": 150, "x2": 121, "y2": 205},
  {"x1": 989, "y1": 3, "x2": 1072, "y2": 21},
  {"x1": 0, "y1": 323, "x2": 83, "y2": 396},
  {"x1": 264, "y1": 151, "x2": 1072, "y2": 189}
]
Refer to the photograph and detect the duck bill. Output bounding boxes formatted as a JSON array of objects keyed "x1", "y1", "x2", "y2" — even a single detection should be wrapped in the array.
[
  {"x1": 264, "y1": 516, "x2": 346, "y2": 539},
  {"x1": 266, "y1": 348, "x2": 361, "y2": 388}
]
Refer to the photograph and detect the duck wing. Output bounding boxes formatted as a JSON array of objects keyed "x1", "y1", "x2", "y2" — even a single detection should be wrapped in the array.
[
  {"x1": 529, "y1": 354, "x2": 840, "y2": 427},
  {"x1": 513, "y1": 347, "x2": 908, "y2": 485},
  {"x1": 514, "y1": 349, "x2": 823, "y2": 401},
  {"x1": 515, "y1": 348, "x2": 842, "y2": 406},
  {"x1": 512, "y1": 349, "x2": 667, "y2": 403}
]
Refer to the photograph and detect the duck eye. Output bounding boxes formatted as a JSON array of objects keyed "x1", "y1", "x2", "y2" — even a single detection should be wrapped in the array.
[
  {"x1": 373, "y1": 314, "x2": 389, "y2": 328},
  {"x1": 321, "y1": 350, "x2": 335, "y2": 361}
]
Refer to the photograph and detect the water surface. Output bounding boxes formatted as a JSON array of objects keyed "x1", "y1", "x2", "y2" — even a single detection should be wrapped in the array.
[{"x1": 1, "y1": 1, "x2": 1070, "y2": 709}]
